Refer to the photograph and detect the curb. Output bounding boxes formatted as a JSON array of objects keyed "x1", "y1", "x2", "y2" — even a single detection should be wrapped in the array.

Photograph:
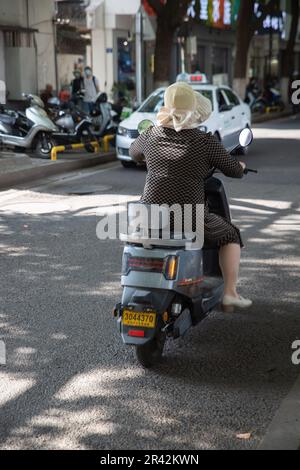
[
  {"x1": 0, "y1": 152, "x2": 116, "y2": 190},
  {"x1": 252, "y1": 111, "x2": 293, "y2": 124},
  {"x1": 258, "y1": 372, "x2": 300, "y2": 450}
]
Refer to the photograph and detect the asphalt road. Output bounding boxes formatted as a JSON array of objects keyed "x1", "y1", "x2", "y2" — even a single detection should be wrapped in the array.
[{"x1": 0, "y1": 115, "x2": 300, "y2": 450}]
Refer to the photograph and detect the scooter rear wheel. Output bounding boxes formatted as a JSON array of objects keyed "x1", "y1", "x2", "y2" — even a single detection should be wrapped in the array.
[{"x1": 136, "y1": 332, "x2": 166, "y2": 368}]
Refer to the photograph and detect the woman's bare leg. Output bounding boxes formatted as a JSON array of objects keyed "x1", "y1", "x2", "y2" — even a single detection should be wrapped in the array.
[{"x1": 219, "y1": 243, "x2": 241, "y2": 298}]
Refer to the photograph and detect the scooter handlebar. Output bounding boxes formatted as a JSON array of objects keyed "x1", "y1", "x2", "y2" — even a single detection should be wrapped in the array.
[{"x1": 243, "y1": 168, "x2": 258, "y2": 174}]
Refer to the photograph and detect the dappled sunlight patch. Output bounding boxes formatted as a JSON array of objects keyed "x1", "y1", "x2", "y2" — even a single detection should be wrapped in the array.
[
  {"x1": 0, "y1": 244, "x2": 29, "y2": 256},
  {"x1": 55, "y1": 367, "x2": 145, "y2": 402},
  {"x1": 231, "y1": 205, "x2": 275, "y2": 215},
  {"x1": 232, "y1": 198, "x2": 292, "y2": 210},
  {"x1": 253, "y1": 128, "x2": 300, "y2": 140},
  {"x1": 0, "y1": 373, "x2": 36, "y2": 407}
]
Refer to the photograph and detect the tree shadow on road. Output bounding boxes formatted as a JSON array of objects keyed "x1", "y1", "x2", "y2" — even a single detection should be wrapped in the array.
[{"x1": 1, "y1": 136, "x2": 300, "y2": 450}]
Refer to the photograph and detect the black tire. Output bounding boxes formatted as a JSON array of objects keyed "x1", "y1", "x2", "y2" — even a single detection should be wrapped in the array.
[
  {"x1": 136, "y1": 332, "x2": 166, "y2": 368},
  {"x1": 34, "y1": 133, "x2": 55, "y2": 159},
  {"x1": 79, "y1": 127, "x2": 94, "y2": 145},
  {"x1": 121, "y1": 160, "x2": 136, "y2": 169}
]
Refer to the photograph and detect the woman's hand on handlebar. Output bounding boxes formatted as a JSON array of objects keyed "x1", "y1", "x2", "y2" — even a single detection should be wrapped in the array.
[{"x1": 239, "y1": 161, "x2": 246, "y2": 170}]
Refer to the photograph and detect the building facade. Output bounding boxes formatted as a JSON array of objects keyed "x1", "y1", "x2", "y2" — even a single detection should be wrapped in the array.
[{"x1": 0, "y1": 0, "x2": 56, "y2": 101}]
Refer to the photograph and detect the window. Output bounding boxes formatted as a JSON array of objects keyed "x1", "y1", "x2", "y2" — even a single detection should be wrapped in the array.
[
  {"x1": 217, "y1": 89, "x2": 228, "y2": 110},
  {"x1": 223, "y1": 89, "x2": 240, "y2": 107},
  {"x1": 4, "y1": 31, "x2": 34, "y2": 48},
  {"x1": 195, "y1": 90, "x2": 213, "y2": 110},
  {"x1": 139, "y1": 91, "x2": 164, "y2": 113}
]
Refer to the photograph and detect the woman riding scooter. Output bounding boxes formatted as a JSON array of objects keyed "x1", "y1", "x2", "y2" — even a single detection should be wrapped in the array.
[{"x1": 129, "y1": 81, "x2": 252, "y2": 312}]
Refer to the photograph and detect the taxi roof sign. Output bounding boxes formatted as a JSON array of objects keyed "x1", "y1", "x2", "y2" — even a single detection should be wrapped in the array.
[{"x1": 176, "y1": 72, "x2": 209, "y2": 84}]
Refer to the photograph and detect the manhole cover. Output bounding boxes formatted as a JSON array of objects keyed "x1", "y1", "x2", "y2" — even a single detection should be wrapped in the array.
[{"x1": 0, "y1": 202, "x2": 71, "y2": 214}]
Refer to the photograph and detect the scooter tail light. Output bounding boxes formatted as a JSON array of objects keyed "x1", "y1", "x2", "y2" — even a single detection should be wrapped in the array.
[
  {"x1": 122, "y1": 254, "x2": 164, "y2": 275},
  {"x1": 122, "y1": 253, "x2": 178, "y2": 280}
]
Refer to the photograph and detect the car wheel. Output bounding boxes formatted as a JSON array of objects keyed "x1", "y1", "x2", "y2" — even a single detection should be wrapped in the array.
[{"x1": 121, "y1": 160, "x2": 136, "y2": 169}]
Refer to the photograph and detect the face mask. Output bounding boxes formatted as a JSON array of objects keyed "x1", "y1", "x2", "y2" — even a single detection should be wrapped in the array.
[{"x1": 85, "y1": 70, "x2": 92, "y2": 78}]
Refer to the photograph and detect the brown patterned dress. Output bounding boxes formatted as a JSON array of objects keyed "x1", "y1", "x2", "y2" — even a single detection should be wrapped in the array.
[{"x1": 129, "y1": 126, "x2": 244, "y2": 248}]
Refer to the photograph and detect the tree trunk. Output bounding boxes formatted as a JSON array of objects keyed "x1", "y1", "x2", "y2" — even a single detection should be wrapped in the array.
[
  {"x1": 233, "y1": 0, "x2": 254, "y2": 97},
  {"x1": 233, "y1": 0, "x2": 277, "y2": 98},
  {"x1": 153, "y1": 16, "x2": 175, "y2": 88}
]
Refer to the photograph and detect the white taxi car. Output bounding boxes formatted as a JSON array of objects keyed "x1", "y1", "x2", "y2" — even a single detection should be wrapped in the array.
[{"x1": 116, "y1": 73, "x2": 251, "y2": 168}]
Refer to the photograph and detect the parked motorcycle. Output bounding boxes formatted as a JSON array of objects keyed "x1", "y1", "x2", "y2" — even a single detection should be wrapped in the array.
[
  {"x1": 113, "y1": 125, "x2": 256, "y2": 368},
  {"x1": 0, "y1": 93, "x2": 57, "y2": 158},
  {"x1": 47, "y1": 97, "x2": 95, "y2": 147}
]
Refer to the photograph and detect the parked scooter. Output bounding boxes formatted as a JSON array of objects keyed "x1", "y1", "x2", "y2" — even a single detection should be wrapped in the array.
[
  {"x1": 113, "y1": 124, "x2": 256, "y2": 368},
  {"x1": 250, "y1": 86, "x2": 285, "y2": 114},
  {"x1": 90, "y1": 92, "x2": 118, "y2": 139},
  {"x1": 47, "y1": 97, "x2": 95, "y2": 147},
  {"x1": 0, "y1": 94, "x2": 58, "y2": 158}
]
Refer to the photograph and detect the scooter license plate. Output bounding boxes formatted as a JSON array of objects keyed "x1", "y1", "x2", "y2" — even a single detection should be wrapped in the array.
[{"x1": 122, "y1": 310, "x2": 156, "y2": 328}]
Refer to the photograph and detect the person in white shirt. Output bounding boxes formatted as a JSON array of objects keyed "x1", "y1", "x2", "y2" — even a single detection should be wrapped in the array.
[{"x1": 83, "y1": 66, "x2": 100, "y2": 113}]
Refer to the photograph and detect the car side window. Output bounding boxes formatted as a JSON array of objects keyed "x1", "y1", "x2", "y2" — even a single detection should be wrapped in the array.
[
  {"x1": 217, "y1": 89, "x2": 228, "y2": 111},
  {"x1": 223, "y1": 89, "x2": 240, "y2": 107}
]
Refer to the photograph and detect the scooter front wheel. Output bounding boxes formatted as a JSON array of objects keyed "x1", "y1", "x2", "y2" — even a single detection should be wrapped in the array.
[{"x1": 136, "y1": 332, "x2": 166, "y2": 368}]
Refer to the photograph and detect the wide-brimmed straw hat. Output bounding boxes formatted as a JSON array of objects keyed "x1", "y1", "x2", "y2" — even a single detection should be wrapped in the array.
[{"x1": 157, "y1": 81, "x2": 212, "y2": 132}]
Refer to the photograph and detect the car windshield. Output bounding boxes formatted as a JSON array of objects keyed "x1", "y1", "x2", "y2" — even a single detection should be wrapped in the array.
[{"x1": 138, "y1": 89, "x2": 214, "y2": 113}]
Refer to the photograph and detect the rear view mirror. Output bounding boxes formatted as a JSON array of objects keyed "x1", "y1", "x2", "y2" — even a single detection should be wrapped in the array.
[
  {"x1": 138, "y1": 119, "x2": 154, "y2": 135},
  {"x1": 239, "y1": 128, "x2": 253, "y2": 147}
]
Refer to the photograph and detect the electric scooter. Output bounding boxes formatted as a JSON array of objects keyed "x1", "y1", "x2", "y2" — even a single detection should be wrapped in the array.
[
  {"x1": 113, "y1": 124, "x2": 257, "y2": 368},
  {"x1": 0, "y1": 93, "x2": 58, "y2": 158}
]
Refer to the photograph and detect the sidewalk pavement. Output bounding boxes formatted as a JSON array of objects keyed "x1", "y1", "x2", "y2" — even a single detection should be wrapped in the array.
[
  {"x1": 252, "y1": 108, "x2": 295, "y2": 124},
  {"x1": 0, "y1": 149, "x2": 116, "y2": 190}
]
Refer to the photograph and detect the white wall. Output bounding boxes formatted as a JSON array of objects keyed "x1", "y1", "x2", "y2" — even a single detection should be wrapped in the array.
[
  {"x1": 0, "y1": 32, "x2": 5, "y2": 83},
  {"x1": 0, "y1": 0, "x2": 56, "y2": 95},
  {"x1": 89, "y1": 0, "x2": 140, "y2": 96},
  {"x1": 5, "y1": 47, "x2": 37, "y2": 99},
  {"x1": 0, "y1": 32, "x2": 6, "y2": 103},
  {"x1": 28, "y1": 0, "x2": 56, "y2": 92},
  {"x1": 0, "y1": 0, "x2": 24, "y2": 26}
]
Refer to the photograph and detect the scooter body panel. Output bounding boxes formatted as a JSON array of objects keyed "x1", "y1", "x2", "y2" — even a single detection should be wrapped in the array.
[
  {"x1": 26, "y1": 106, "x2": 57, "y2": 131},
  {"x1": 121, "y1": 244, "x2": 203, "y2": 292},
  {"x1": 0, "y1": 124, "x2": 56, "y2": 148},
  {"x1": 120, "y1": 243, "x2": 223, "y2": 345}
]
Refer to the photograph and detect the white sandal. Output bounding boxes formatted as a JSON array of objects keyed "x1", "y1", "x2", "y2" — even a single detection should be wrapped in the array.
[{"x1": 222, "y1": 295, "x2": 253, "y2": 313}]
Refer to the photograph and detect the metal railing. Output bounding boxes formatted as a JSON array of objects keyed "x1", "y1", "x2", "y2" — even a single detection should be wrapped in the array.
[{"x1": 51, "y1": 135, "x2": 115, "y2": 161}]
